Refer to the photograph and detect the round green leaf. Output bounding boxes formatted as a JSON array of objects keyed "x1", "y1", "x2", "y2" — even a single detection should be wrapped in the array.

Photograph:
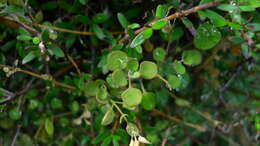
[
  {"x1": 9, "y1": 108, "x2": 21, "y2": 120},
  {"x1": 151, "y1": 20, "x2": 167, "y2": 30},
  {"x1": 107, "y1": 51, "x2": 128, "y2": 71},
  {"x1": 129, "y1": 71, "x2": 141, "y2": 79},
  {"x1": 51, "y1": 98, "x2": 63, "y2": 109},
  {"x1": 194, "y1": 23, "x2": 221, "y2": 50},
  {"x1": 127, "y1": 59, "x2": 139, "y2": 71},
  {"x1": 112, "y1": 70, "x2": 128, "y2": 87},
  {"x1": 32, "y1": 37, "x2": 40, "y2": 44},
  {"x1": 97, "y1": 84, "x2": 108, "y2": 100},
  {"x1": 101, "y1": 108, "x2": 115, "y2": 126},
  {"x1": 28, "y1": 99, "x2": 39, "y2": 110},
  {"x1": 106, "y1": 73, "x2": 117, "y2": 88},
  {"x1": 173, "y1": 60, "x2": 186, "y2": 74},
  {"x1": 84, "y1": 81, "x2": 99, "y2": 96},
  {"x1": 182, "y1": 50, "x2": 202, "y2": 66},
  {"x1": 168, "y1": 75, "x2": 181, "y2": 89},
  {"x1": 139, "y1": 61, "x2": 158, "y2": 79},
  {"x1": 141, "y1": 92, "x2": 156, "y2": 110},
  {"x1": 153, "y1": 47, "x2": 166, "y2": 62},
  {"x1": 122, "y1": 88, "x2": 142, "y2": 107}
]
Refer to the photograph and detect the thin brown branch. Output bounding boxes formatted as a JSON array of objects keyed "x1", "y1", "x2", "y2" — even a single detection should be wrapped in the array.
[
  {"x1": 152, "y1": 109, "x2": 207, "y2": 132},
  {"x1": 33, "y1": 23, "x2": 125, "y2": 35},
  {"x1": 11, "y1": 125, "x2": 21, "y2": 146},
  {"x1": 119, "y1": 0, "x2": 221, "y2": 43},
  {"x1": 0, "y1": 64, "x2": 76, "y2": 90}
]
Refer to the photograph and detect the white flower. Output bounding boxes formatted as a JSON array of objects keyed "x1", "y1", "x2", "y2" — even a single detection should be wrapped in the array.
[{"x1": 129, "y1": 136, "x2": 151, "y2": 146}]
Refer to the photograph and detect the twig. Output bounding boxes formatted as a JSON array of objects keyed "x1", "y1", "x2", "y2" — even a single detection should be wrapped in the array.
[
  {"x1": 0, "y1": 78, "x2": 35, "y2": 105},
  {"x1": 152, "y1": 109, "x2": 206, "y2": 132},
  {"x1": 67, "y1": 55, "x2": 81, "y2": 75},
  {"x1": 156, "y1": 74, "x2": 172, "y2": 90},
  {"x1": 119, "y1": 0, "x2": 221, "y2": 43},
  {"x1": 11, "y1": 125, "x2": 21, "y2": 146},
  {"x1": 33, "y1": 23, "x2": 125, "y2": 35},
  {"x1": 161, "y1": 127, "x2": 171, "y2": 146},
  {"x1": 240, "y1": 30, "x2": 255, "y2": 50},
  {"x1": 0, "y1": 64, "x2": 76, "y2": 90},
  {"x1": 0, "y1": 88, "x2": 15, "y2": 98},
  {"x1": 219, "y1": 65, "x2": 243, "y2": 92}
]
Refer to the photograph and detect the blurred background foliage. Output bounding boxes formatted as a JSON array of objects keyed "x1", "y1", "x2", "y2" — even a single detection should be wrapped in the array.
[{"x1": 0, "y1": 0, "x2": 259, "y2": 145}]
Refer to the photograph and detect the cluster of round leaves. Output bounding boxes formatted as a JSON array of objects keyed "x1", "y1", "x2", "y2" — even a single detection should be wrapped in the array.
[
  {"x1": 84, "y1": 24, "x2": 221, "y2": 124},
  {"x1": 84, "y1": 50, "x2": 160, "y2": 113}
]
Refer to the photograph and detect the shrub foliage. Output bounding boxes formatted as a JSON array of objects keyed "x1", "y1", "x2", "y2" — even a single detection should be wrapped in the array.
[{"x1": 0, "y1": 0, "x2": 260, "y2": 145}]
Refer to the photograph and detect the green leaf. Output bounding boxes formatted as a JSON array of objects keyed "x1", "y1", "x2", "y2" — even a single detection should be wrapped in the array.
[
  {"x1": 247, "y1": 23, "x2": 260, "y2": 31},
  {"x1": 199, "y1": 10, "x2": 228, "y2": 27},
  {"x1": 22, "y1": 51, "x2": 36, "y2": 64},
  {"x1": 182, "y1": 50, "x2": 202, "y2": 66},
  {"x1": 92, "y1": 24, "x2": 105, "y2": 40},
  {"x1": 84, "y1": 81, "x2": 99, "y2": 97},
  {"x1": 139, "y1": 61, "x2": 158, "y2": 79},
  {"x1": 181, "y1": 17, "x2": 194, "y2": 27},
  {"x1": 92, "y1": 13, "x2": 109, "y2": 24},
  {"x1": 171, "y1": 27, "x2": 184, "y2": 40},
  {"x1": 97, "y1": 85, "x2": 108, "y2": 100},
  {"x1": 128, "y1": 23, "x2": 140, "y2": 29},
  {"x1": 101, "y1": 108, "x2": 115, "y2": 126},
  {"x1": 32, "y1": 37, "x2": 40, "y2": 44},
  {"x1": 168, "y1": 75, "x2": 181, "y2": 89},
  {"x1": 70, "y1": 101, "x2": 80, "y2": 113},
  {"x1": 51, "y1": 98, "x2": 63, "y2": 109},
  {"x1": 112, "y1": 70, "x2": 128, "y2": 87},
  {"x1": 248, "y1": 0, "x2": 260, "y2": 8},
  {"x1": 135, "y1": 45, "x2": 142, "y2": 54},
  {"x1": 159, "y1": 27, "x2": 184, "y2": 41},
  {"x1": 217, "y1": 4, "x2": 237, "y2": 11},
  {"x1": 101, "y1": 136, "x2": 113, "y2": 146},
  {"x1": 45, "y1": 118, "x2": 54, "y2": 136},
  {"x1": 65, "y1": 34, "x2": 76, "y2": 49},
  {"x1": 107, "y1": 51, "x2": 128, "y2": 71},
  {"x1": 141, "y1": 92, "x2": 156, "y2": 110},
  {"x1": 126, "y1": 59, "x2": 139, "y2": 71},
  {"x1": 153, "y1": 47, "x2": 166, "y2": 62},
  {"x1": 194, "y1": 23, "x2": 221, "y2": 50},
  {"x1": 155, "y1": 4, "x2": 167, "y2": 18},
  {"x1": 92, "y1": 131, "x2": 110, "y2": 144},
  {"x1": 143, "y1": 28, "x2": 153, "y2": 39},
  {"x1": 175, "y1": 98, "x2": 191, "y2": 107},
  {"x1": 122, "y1": 88, "x2": 142, "y2": 107},
  {"x1": 151, "y1": 20, "x2": 167, "y2": 30},
  {"x1": 239, "y1": 6, "x2": 255, "y2": 11},
  {"x1": 126, "y1": 122, "x2": 139, "y2": 137},
  {"x1": 9, "y1": 108, "x2": 21, "y2": 120},
  {"x1": 130, "y1": 32, "x2": 145, "y2": 48},
  {"x1": 173, "y1": 60, "x2": 186, "y2": 75},
  {"x1": 117, "y1": 13, "x2": 129, "y2": 28},
  {"x1": 41, "y1": 1, "x2": 58, "y2": 10},
  {"x1": 17, "y1": 35, "x2": 32, "y2": 41},
  {"x1": 48, "y1": 45, "x2": 65, "y2": 58},
  {"x1": 79, "y1": 0, "x2": 88, "y2": 5}
]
